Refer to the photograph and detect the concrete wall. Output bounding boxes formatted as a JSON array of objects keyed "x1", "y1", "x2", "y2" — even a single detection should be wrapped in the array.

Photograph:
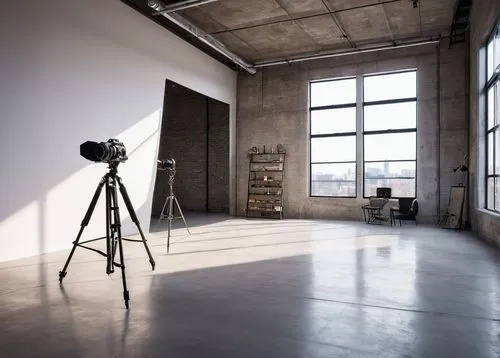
[
  {"x1": 0, "y1": 0, "x2": 236, "y2": 262},
  {"x1": 237, "y1": 41, "x2": 467, "y2": 224},
  {"x1": 469, "y1": 0, "x2": 500, "y2": 246},
  {"x1": 439, "y1": 41, "x2": 469, "y2": 221},
  {"x1": 152, "y1": 82, "x2": 229, "y2": 215}
]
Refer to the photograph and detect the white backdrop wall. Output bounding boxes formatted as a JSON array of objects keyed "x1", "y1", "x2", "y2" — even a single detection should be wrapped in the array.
[{"x1": 0, "y1": 0, "x2": 237, "y2": 262}]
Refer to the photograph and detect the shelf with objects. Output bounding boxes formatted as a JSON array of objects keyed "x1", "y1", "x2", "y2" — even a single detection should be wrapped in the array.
[{"x1": 246, "y1": 145, "x2": 286, "y2": 219}]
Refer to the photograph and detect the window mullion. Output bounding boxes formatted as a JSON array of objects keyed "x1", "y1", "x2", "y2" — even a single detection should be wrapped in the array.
[
  {"x1": 495, "y1": 128, "x2": 498, "y2": 176},
  {"x1": 486, "y1": 69, "x2": 499, "y2": 88},
  {"x1": 356, "y1": 75, "x2": 364, "y2": 199},
  {"x1": 311, "y1": 132, "x2": 356, "y2": 138}
]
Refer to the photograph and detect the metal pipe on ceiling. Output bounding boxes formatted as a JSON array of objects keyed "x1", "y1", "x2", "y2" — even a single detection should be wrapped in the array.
[
  {"x1": 147, "y1": 0, "x2": 256, "y2": 74},
  {"x1": 152, "y1": 0, "x2": 220, "y2": 15},
  {"x1": 254, "y1": 39, "x2": 441, "y2": 68}
]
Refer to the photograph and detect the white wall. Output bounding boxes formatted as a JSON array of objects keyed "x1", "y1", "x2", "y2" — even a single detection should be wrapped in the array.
[{"x1": 0, "y1": 0, "x2": 237, "y2": 261}]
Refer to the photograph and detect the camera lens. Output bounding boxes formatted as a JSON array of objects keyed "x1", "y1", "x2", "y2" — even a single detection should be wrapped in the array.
[
  {"x1": 95, "y1": 144, "x2": 106, "y2": 160},
  {"x1": 80, "y1": 139, "x2": 127, "y2": 163}
]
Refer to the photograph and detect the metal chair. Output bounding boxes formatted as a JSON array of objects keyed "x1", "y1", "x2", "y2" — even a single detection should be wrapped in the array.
[{"x1": 392, "y1": 198, "x2": 419, "y2": 226}]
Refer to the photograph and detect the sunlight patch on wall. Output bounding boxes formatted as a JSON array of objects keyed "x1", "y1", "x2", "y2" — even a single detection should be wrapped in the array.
[
  {"x1": 118, "y1": 109, "x2": 161, "y2": 216},
  {"x1": 44, "y1": 110, "x2": 161, "y2": 255},
  {"x1": 0, "y1": 110, "x2": 162, "y2": 262},
  {"x1": 0, "y1": 201, "x2": 40, "y2": 261},
  {"x1": 46, "y1": 162, "x2": 108, "y2": 253}
]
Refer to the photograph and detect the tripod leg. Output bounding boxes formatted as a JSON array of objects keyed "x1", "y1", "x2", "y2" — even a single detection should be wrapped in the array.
[
  {"x1": 105, "y1": 177, "x2": 114, "y2": 275},
  {"x1": 157, "y1": 194, "x2": 169, "y2": 226},
  {"x1": 110, "y1": 179, "x2": 130, "y2": 309},
  {"x1": 110, "y1": 179, "x2": 121, "y2": 267},
  {"x1": 59, "y1": 177, "x2": 106, "y2": 283},
  {"x1": 173, "y1": 197, "x2": 190, "y2": 235},
  {"x1": 167, "y1": 195, "x2": 174, "y2": 253},
  {"x1": 117, "y1": 177, "x2": 156, "y2": 270},
  {"x1": 117, "y1": 233, "x2": 129, "y2": 309}
]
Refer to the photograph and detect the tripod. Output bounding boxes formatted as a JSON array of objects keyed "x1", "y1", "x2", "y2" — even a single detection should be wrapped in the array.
[
  {"x1": 58, "y1": 162, "x2": 156, "y2": 309},
  {"x1": 158, "y1": 167, "x2": 190, "y2": 253}
]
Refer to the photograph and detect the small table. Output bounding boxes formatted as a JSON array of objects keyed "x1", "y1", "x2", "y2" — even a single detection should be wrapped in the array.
[{"x1": 362, "y1": 205, "x2": 387, "y2": 225}]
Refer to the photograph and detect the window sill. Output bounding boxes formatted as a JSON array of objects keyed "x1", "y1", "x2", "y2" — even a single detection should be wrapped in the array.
[
  {"x1": 309, "y1": 196, "x2": 357, "y2": 199},
  {"x1": 476, "y1": 208, "x2": 500, "y2": 219}
]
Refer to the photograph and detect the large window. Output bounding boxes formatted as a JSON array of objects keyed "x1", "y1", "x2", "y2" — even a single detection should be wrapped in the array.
[
  {"x1": 486, "y1": 24, "x2": 500, "y2": 212},
  {"x1": 363, "y1": 71, "x2": 417, "y2": 198},
  {"x1": 310, "y1": 78, "x2": 356, "y2": 197},
  {"x1": 309, "y1": 71, "x2": 417, "y2": 198}
]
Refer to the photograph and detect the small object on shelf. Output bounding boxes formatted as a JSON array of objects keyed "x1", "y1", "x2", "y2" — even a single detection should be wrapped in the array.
[
  {"x1": 246, "y1": 152, "x2": 286, "y2": 219},
  {"x1": 277, "y1": 143, "x2": 285, "y2": 153}
]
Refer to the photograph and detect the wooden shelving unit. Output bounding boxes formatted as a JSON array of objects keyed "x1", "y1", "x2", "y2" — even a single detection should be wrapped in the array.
[{"x1": 246, "y1": 153, "x2": 285, "y2": 219}]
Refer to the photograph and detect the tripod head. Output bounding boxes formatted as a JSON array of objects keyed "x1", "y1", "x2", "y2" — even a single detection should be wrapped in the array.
[
  {"x1": 166, "y1": 167, "x2": 176, "y2": 183},
  {"x1": 157, "y1": 158, "x2": 176, "y2": 190},
  {"x1": 157, "y1": 158, "x2": 175, "y2": 171},
  {"x1": 107, "y1": 161, "x2": 120, "y2": 173},
  {"x1": 165, "y1": 167, "x2": 176, "y2": 195}
]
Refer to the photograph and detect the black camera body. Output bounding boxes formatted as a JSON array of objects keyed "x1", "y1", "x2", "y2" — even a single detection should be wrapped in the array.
[
  {"x1": 80, "y1": 138, "x2": 128, "y2": 163},
  {"x1": 157, "y1": 158, "x2": 176, "y2": 171}
]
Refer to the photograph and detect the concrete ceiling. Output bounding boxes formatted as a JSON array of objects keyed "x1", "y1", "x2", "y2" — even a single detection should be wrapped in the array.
[{"x1": 175, "y1": 0, "x2": 456, "y2": 63}]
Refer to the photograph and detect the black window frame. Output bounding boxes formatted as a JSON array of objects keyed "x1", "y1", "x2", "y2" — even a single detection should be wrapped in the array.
[
  {"x1": 362, "y1": 70, "x2": 418, "y2": 199},
  {"x1": 309, "y1": 77, "x2": 357, "y2": 198},
  {"x1": 485, "y1": 23, "x2": 500, "y2": 213}
]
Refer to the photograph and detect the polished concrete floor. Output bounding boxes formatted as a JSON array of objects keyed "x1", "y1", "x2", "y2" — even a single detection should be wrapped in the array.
[{"x1": 0, "y1": 214, "x2": 499, "y2": 357}]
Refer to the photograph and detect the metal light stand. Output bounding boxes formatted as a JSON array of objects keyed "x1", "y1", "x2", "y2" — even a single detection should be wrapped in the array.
[
  {"x1": 158, "y1": 167, "x2": 190, "y2": 253},
  {"x1": 58, "y1": 162, "x2": 156, "y2": 309}
]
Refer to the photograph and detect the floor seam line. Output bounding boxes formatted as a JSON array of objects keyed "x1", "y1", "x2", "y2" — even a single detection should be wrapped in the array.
[{"x1": 300, "y1": 295, "x2": 500, "y2": 322}]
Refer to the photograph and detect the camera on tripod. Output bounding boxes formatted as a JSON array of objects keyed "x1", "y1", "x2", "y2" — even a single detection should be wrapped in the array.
[
  {"x1": 80, "y1": 138, "x2": 128, "y2": 163},
  {"x1": 59, "y1": 137, "x2": 155, "y2": 309},
  {"x1": 156, "y1": 156, "x2": 189, "y2": 252},
  {"x1": 157, "y1": 158, "x2": 176, "y2": 171}
]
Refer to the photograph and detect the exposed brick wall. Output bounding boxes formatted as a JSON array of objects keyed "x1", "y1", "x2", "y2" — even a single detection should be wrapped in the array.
[
  {"x1": 151, "y1": 81, "x2": 229, "y2": 216},
  {"x1": 208, "y1": 98, "x2": 230, "y2": 213}
]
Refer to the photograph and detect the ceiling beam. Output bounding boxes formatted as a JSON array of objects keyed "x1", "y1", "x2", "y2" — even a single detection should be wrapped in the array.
[
  {"x1": 152, "y1": 0, "x2": 220, "y2": 15},
  {"x1": 196, "y1": 5, "x2": 261, "y2": 55},
  {"x1": 210, "y1": 0, "x2": 403, "y2": 36},
  {"x1": 379, "y1": 1, "x2": 395, "y2": 44},
  {"x1": 273, "y1": 0, "x2": 324, "y2": 48},
  {"x1": 320, "y1": 0, "x2": 355, "y2": 48}
]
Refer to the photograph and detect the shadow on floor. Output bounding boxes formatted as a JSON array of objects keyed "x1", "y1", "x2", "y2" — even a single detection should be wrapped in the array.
[
  {"x1": 2, "y1": 245, "x2": 499, "y2": 358},
  {"x1": 149, "y1": 212, "x2": 232, "y2": 233}
]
